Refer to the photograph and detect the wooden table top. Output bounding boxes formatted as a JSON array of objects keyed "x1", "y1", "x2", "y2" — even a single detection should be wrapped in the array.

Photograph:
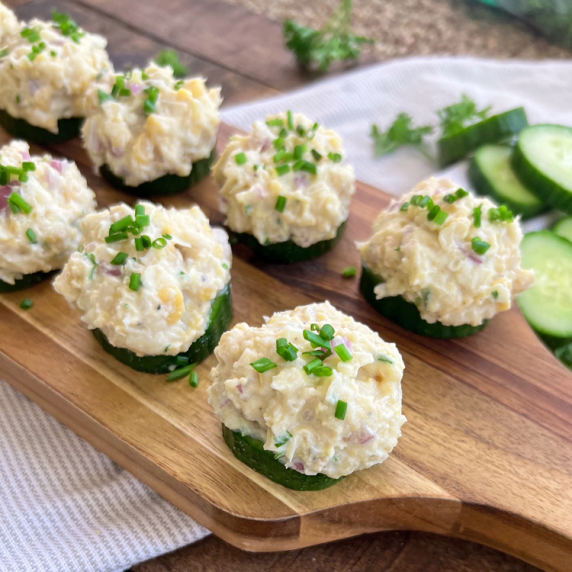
[{"x1": 6, "y1": 1, "x2": 549, "y2": 570}]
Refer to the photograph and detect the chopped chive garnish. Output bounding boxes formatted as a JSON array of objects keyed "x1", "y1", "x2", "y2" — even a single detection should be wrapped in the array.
[
  {"x1": 129, "y1": 273, "x2": 141, "y2": 291},
  {"x1": 222, "y1": 262, "x2": 229, "y2": 269},
  {"x1": 279, "y1": 128, "x2": 288, "y2": 139},
  {"x1": 303, "y1": 329, "x2": 332, "y2": 350},
  {"x1": 427, "y1": 205, "x2": 440, "y2": 222},
  {"x1": 50, "y1": 50, "x2": 56, "y2": 57},
  {"x1": 492, "y1": 290, "x2": 499, "y2": 299},
  {"x1": 334, "y1": 344, "x2": 352, "y2": 362},
  {"x1": 166, "y1": 363, "x2": 196, "y2": 382},
  {"x1": 174, "y1": 80, "x2": 184, "y2": 90},
  {"x1": 110, "y1": 252, "x2": 129, "y2": 265},
  {"x1": 342, "y1": 266, "x2": 357, "y2": 278},
  {"x1": 0, "y1": 48, "x2": 8, "y2": 58},
  {"x1": 489, "y1": 205, "x2": 514, "y2": 223},
  {"x1": 25, "y1": 228, "x2": 37, "y2": 244},
  {"x1": 294, "y1": 144, "x2": 306, "y2": 160},
  {"x1": 335, "y1": 400, "x2": 347, "y2": 420},
  {"x1": 287, "y1": 110, "x2": 294, "y2": 130},
  {"x1": 20, "y1": 298, "x2": 33, "y2": 310},
  {"x1": 152, "y1": 238, "x2": 168, "y2": 249},
  {"x1": 275, "y1": 164, "x2": 290, "y2": 176},
  {"x1": 143, "y1": 86, "x2": 159, "y2": 115},
  {"x1": 319, "y1": 324, "x2": 335, "y2": 340},
  {"x1": 189, "y1": 371, "x2": 199, "y2": 388},
  {"x1": 176, "y1": 356, "x2": 189, "y2": 367},
  {"x1": 135, "y1": 204, "x2": 145, "y2": 217},
  {"x1": 311, "y1": 323, "x2": 320, "y2": 332},
  {"x1": 273, "y1": 148, "x2": 287, "y2": 163},
  {"x1": 313, "y1": 366, "x2": 333, "y2": 377},
  {"x1": 8, "y1": 193, "x2": 32, "y2": 214},
  {"x1": 105, "y1": 232, "x2": 128, "y2": 243},
  {"x1": 141, "y1": 235, "x2": 152, "y2": 249},
  {"x1": 163, "y1": 233, "x2": 172, "y2": 240},
  {"x1": 302, "y1": 349, "x2": 331, "y2": 358},
  {"x1": 22, "y1": 162, "x2": 35, "y2": 172},
  {"x1": 433, "y1": 209, "x2": 449, "y2": 225},
  {"x1": 98, "y1": 89, "x2": 115, "y2": 105},
  {"x1": 378, "y1": 355, "x2": 394, "y2": 364},
  {"x1": 275, "y1": 431, "x2": 292, "y2": 447},
  {"x1": 304, "y1": 358, "x2": 322, "y2": 374},
  {"x1": 275, "y1": 195, "x2": 287, "y2": 213},
  {"x1": 273, "y1": 137, "x2": 285, "y2": 150},
  {"x1": 266, "y1": 119, "x2": 284, "y2": 127},
  {"x1": 276, "y1": 338, "x2": 298, "y2": 361},
  {"x1": 109, "y1": 215, "x2": 134, "y2": 234},
  {"x1": 136, "y1": 214, "x2": 150, "y2": 228},
  {"x1": 400, "y1": 202, "x2": 410, "y2": 212},
  {"x1": 296, "y1": 125, "x2": 306, "y2": 136},
  {"x1": 443, "y1": 188, "x2": 469, "y2": 203},
  {"x1": 311, "y1": 149, "x2": 322, "y2": 161},
  {"x1": 419, "y1": 195, "x2": 432, "y2": 209},
  {"x1": 473, "y1": 204, "x2": 482, "y2": 228},
  {"x1": 471, "y1": 237, "x2": 490, "y2": 255},
  {"x1": 292, "y1": 160, "x2": 317, "y2": 175},
  {"x1": 410, "y1": 194, "x2": 423, "y2": 206},
  {"x1": 328, "y1": 152, "x2": 342, "y2": 163},
  {"x1": 250, "y1": 357, "x2": 277, "y2": 373},
  {"x1": 235, "y1": 152, "x2": 247, "y2": 165}
]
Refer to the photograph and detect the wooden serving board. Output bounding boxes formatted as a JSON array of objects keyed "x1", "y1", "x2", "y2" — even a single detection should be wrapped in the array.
[{"x1": 1, "y1": 123, "x2": 571, "y2": 572}]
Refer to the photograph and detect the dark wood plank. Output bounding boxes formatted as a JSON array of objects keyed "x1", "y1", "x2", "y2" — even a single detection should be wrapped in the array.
[{"x1": 10, "y1": 0, "x2": 279, "y2": 106}]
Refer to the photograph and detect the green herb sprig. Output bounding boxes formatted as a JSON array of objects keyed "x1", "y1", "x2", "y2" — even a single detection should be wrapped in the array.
[
  {"x1": 52, "y1": 10, "x2": 84, "y2": 44},
  {"x1": 370, "y1": 113, "x2": 433, "y2": 158},
  {"x1": 154, "y1": 49, "x2": 188, "y2": 78},
  {"x1": 437, "y1": 94, "x2": 491, "y2": 138}
]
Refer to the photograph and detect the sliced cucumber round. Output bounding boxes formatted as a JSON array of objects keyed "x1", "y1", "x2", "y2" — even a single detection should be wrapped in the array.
[
  {"x1": 438, "y1": 107, "x2": 528, "y2": 167},
  {"x1": 0, "y1": 270, "x2": 56, "y2": 293},
  {"x1": 553, "y1": 217, "x2": 572, "y2": 243},
  {"x1": 469, "y1": 145, "x2": 545, "y2": 219},
  {"x1": 234, "y1": 220, "x2": 346, "y2": 263},
  {"x1": 100, "y1": 149, "x2": 215, "y2": 197},
  {"x1": 518, "y1": 231, "x2": 572, "y2": 339},
  {"x1": 222, "y1": 425, "x2": 344, "y2": 491},
  {"x1": 93, "y1": 284, "x2": 233, "y2": 374},
  {"x1": 0, "y1": 109, "x2": 82, "y2": 144},
  {"x1": 360, "y1": 264, "x2": 487, "y2": 339},
  {"x1": 513, "y1": 124, "x2": 572, "y2": 214}
]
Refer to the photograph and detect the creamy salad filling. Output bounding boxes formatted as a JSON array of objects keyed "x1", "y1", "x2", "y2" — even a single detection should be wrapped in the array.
[
  {"x1": 0, "y1": 6, "x2": 113, "y2": 132},
  {"x1": 82, "y1": 63, "x2": 221, "y2": 187},
  {"x1": 54, "y1": 202, "x2": 231, "y2": 357},
  {"x1": 0, "y1": 2, "x2": 18, "y2": 45},
  {"x1": 0, "y1": 140, "x2": 96, "y2": 284},
  {"x1": 209, "y1": 301, "x2": 406, "y2": 480},
  {"x1": 358, "y1": 178, "x2": 535, "y2": 327},
  {"x1": 213, "y1": 112, "x2": 356, "y2": 248}
]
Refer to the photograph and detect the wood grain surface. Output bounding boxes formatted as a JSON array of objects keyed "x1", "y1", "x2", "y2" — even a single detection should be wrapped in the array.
[{"x1": 3, "y1": 1, "x2": 568, "y2": 571}]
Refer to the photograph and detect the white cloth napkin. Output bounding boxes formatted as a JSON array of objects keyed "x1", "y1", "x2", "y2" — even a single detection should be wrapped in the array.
[{"x1": 2, "y1": 57, "x2": 570, "y2": 572}]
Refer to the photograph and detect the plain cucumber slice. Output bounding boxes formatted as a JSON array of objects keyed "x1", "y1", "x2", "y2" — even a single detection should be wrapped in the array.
[
  {"x1": 0, "y1": 270, "x2": 56, "y2": 293},
  {"x1": 234, "y1": 220, "x2": 346, "y2": 263},
  {"x1": 553, "y1": 217, "x2": 572, "y2": 243},
  {"x1": 100, "y1": 149, "x2": 215, "y2": 197},
  {"x1": 360, "y1": 264, "x2": 487, "y2": 339},
  {"x1": 518, "y1": 231, "x2": 572, "y2": 339},
  {"x1": 93, "y1": 284, "x2": 233, "y2": 374},
  {"x1": 469, "y1": 145, "x2": 545, "y2": 219},
  {"x1": 222, "y1": 425, "x2": 344, "y2": 491},
  {"x1": 513, "y1": 124, "x2": 572, "y2": 214},
  {"x1": 0, "y1": 109, "x2": 82, "y2": 144},
  {"x1": 438, "y1": 107, "x2": 528, "y2": 167}
]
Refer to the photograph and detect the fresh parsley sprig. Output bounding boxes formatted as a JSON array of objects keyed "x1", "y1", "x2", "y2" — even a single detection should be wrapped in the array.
[
  {"x1": 437, "y1": 94, "x2": 491, "y2": 138},
  {"x1": 154, "y1": 49, "x2": 188, "y2": 78},
  {"x1": 283, "y1": 0, "x2": 373, "y2": 72},
  {"x1": 370, "y1": 113, "x2": 433, "y2": 158}
]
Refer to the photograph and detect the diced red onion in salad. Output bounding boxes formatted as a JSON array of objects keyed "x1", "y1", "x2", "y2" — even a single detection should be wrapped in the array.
[
  {"x1": 457, "y1": 241, "x2": 483, "y2": 264},
  {"x1": 294, "y1": 174, "x2": 308, "y2": 188},
  {"x1": 21, "y1": 151, "x2": 30, "y2": 160},
  {"x1": 331, "y1": 336, "x2": 353, "y2": 352},
  {"x1": 260, "y1": 138, "x2": 270, "y2": 153},
  {"x1": 219, "y1": 398, "x2": 231, "y2": 408},
  {"x1": 50, "y1": 159, "x2": 65, "y2": 173},
  {"x1": 100, "y1": 264, "x2": 122, "y2": 277},
  {"x1": 130, "y1": 83, "x2": 144, "y2": 95},
  {"x1": 291, "y1": 459, "x2": 305, "y2": 473},
  {"x1": 0, "y1": 185, "x2": 11, "y2": 211},
  {"x1": 344, "y1": 426, "x2": 375, "y2": 445}
]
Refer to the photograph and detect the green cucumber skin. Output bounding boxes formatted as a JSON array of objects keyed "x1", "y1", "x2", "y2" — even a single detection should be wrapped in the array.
[
  {"x1": 234, "y1": 220, "x2": 347, "y2": 264},
  {"x1": 93, "y1": 284, "x2": 233, "y2": 374},
  {"x1": 0, "y1": 109, "x2": 82, "y2": 144},
  {"x1": 222, "y1": 425, "x2": 343, "y2": 491},
  {"x1": 468, "y1": 147, "x2": 546, "y2": 220},
  {"x1": 100, "y1": 149, "x2": 215, "y2": 197},
  {"x1": 0, "y1": 270, "x2": 56, "y2": 293},
  {"x1": 553, "y1": 217, "x2": 572, "y2": 243},
  {"x1": 512, "y1": 126, "x2": 572, "y2": 214},
  {"x1": 360, "y1": 265, "x2": 487, "y2": 339},
  {"x1": 438, "y1": 107, "x2": 528, "y2": 167}
]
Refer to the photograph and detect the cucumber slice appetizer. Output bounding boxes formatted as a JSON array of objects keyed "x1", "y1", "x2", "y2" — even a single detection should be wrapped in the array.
[
  {"x1": 518, "y1": 231, "x2": 572, "y2": 339},
  {"x1": 92, "y1": 283, "x2": 233, "y2": 374},
  {"x1": 100, "y1": 149, "x2": 215, "y2": 197},
  {"x1": 0, "y1": 270, "x2": 56, "y2": 293},
  {"x1": 222, "y1": 425, "x2": 344, "y2": 491},
  {"x1": 234, "y1": 221, "x2": 347, "y2": 263},
  {"x1": 553, "y1": 217, "x2": 572, "y2": 243},
  {"x1": 438, "y1": 107, "x2": 528, "y2": 167},
  {"x1": 360, "y1": 264, "x2": 487, "y2": 339},
  {"x1": 0, "y1": 109, "x2": 82, "y2": 144},
  {"x1": 513, "y1": 125, "x2": 572, "y2": 214},
  {"x1": 469, "y1": 145, "x2": 545, "y2": 220}
]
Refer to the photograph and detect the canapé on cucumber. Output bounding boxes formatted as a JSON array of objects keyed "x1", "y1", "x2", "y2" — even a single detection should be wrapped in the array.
[
  {"x1": 512, "y1": 124, "x2": 572, "y2": 214},
  {"x1": 100, "y1": 149, "x2": 215, "y2": 197},
  {"x1": 234, "y1": 220, "x2": 347, "y2": 263},
  {"x1": 518, "y1": 231, "x2": 572, "y2": 340},
  {"x1": 438, "y1": 107, "x2": 528, "y2": 167},
  {"x1": 93, "y1": 284, "x2": 233, "y2": 374},
  {"x1": 0, "y1": 110, "x2": 82, "y2": 144},
  {"x1": 553, "y1": 217, "x2": 572, "y2": 243},
  {"x1": 222, "y1": 425, "x2": 343, "y2": 491},
  {"x1": 0, "y1": 270, "x2": 56, "y2": 293},
  {"x1": 360, "y1": 264, "x2": 487, "y2": 339},
  {"x1": 469, "y1": 144, "x2": 545, "y2": 219}
]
